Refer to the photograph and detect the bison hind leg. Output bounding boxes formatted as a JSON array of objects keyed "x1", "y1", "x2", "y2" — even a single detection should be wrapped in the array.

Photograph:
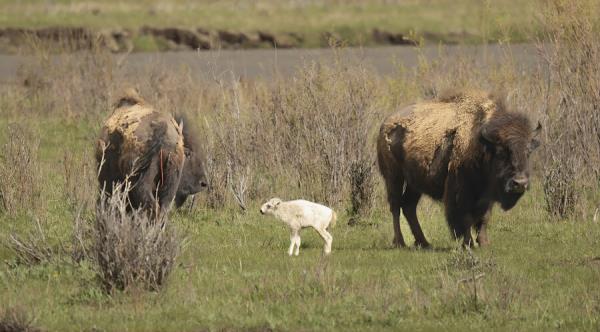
[
  {"x1": 383, "y1": 172, "x2": 407, "y2": 248},
  {"x1": 401, "y1": 186, "x2": 430, "y2": 248}
]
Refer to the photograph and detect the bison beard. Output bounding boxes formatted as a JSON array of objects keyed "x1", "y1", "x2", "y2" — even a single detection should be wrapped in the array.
[{"x1": 377, "y1": 90, "x2": 540, "y2": 248}]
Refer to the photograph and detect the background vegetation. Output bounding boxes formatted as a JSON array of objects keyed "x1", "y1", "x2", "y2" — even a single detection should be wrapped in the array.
[
  {"x1": 0, "y1": 0, "x2": 540, "y2": 49},
  {"x1": 0, "y1": 0, "x2": 599, "y2": 331}
]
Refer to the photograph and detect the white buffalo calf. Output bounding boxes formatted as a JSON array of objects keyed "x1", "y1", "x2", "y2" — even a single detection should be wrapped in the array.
[{"x1": 260, "y1": 198, "x2": 336, "y2": 256}]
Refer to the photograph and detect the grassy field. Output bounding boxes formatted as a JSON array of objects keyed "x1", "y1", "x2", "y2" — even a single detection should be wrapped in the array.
[
  {"x1": 0, "y1": 57, "x2": 599, "y2": 331},
  {"x1": 0, "y1": 0, "x2": 540, "y2": 47},
  {"x1": 1, "y1": 178, "x2": 600, "y2": 331},
  {"x1": 0, "y1": 117, "x2": 598, "y2": 331}
]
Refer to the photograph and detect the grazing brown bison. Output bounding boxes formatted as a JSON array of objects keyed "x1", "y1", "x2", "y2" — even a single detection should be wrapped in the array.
[
  {"x1": 377, "y1": 90, "x2": 541, "y2": 248},
  {"x1": 96, "y1": 89, "x2": 208, "y2": 216}
]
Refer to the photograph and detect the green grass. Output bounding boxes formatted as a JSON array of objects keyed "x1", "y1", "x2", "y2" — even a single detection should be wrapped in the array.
[
  {"x1": 1, "y1": 119, "x2": 599, "y2": 331},
  {"x1": 0, "y1": 0, "x2": 541, "y2": 47}
]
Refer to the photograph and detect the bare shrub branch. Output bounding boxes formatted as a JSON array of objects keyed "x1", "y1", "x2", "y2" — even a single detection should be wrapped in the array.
[
  {"x1": 0, "y1": 306, "x2": 42, "y2": 332},
  {"x1": 92, "y1": 180, "x2": 181, "y2": 292},
  {"x1": 5, "y1": 217, "x2": 54, "y2": 265}
]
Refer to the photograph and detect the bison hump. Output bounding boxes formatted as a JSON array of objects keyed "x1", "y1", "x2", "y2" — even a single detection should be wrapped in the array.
[{"x1": 114, "y1": 88, "x2": 145, "y2": 108}]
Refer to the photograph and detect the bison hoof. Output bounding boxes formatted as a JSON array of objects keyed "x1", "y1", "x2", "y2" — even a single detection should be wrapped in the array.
[
  {"x1": 415, "y1": 241, "x2": 431, "y2": 249},
  {"x1": 392, "y1": 239, "x2": 406, "y2": 248},
  {"x1": 476, "y1": 237, "x2": 489, "y2": 247}
]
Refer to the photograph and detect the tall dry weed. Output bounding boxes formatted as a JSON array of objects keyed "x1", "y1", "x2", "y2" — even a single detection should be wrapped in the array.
[
  {"x1": 16, "y1": 41, "x2": 116, "y2": 118},
  {"x1": 0, "y1": 305, "x2": 42, "y2": 332},
  {"x1": 0, "y1": 124, "x2": 42, "y2": 217},
  {"x1": 268, "y1": 59, "x2": 381, "y2": 205},
  {"x1": 63, "y1": 150, "x2": 96, "y2": 212},
  {"x1": 538, "y1": 0, "x2": 600, "y2": 218}
]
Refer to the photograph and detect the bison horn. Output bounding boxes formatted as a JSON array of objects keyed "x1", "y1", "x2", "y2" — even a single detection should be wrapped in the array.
[
  {"x1": 533, "y1": 121, "x2": 542, "y2": 136},
  {"x1": 178, "y1": 120, "x2": 184, "y2": 135}
]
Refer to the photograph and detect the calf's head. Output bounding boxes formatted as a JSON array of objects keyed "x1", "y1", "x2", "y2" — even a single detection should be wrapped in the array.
[
  {"x1": 260, "y1": 198, "x2": 282, "y2": 215},
  {"x1": 480, "y1": 113, "x2": 541, "y2": 210}
]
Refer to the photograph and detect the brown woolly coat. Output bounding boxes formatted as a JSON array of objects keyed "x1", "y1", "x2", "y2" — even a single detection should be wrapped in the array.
[
  {"x1": 377, "y1": 90, "x2": 537, "y2": 246},
  {"x1": 378, "y1": 91, "x2": 506, "y2": 198},
  {"x1": 96, "y1": 90, "x2": 185, "y2": 216}
]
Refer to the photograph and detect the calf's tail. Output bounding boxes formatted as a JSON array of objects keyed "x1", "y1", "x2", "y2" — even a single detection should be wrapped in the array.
[{"x1": 329, "y1": 210, "x2": 337, "y2": 229}]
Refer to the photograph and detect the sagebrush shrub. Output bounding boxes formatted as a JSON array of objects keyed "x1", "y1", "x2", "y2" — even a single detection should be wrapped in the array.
[{"x1": 93, "y1": 181, "x2": 181, "y2": 292}]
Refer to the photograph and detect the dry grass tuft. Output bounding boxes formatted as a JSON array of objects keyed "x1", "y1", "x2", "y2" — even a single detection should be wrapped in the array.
[
  {"x1": 348, "y1": 158, "x2": 376, "y2": 224},
  {"x1": 5, "y1": 217, "x2": 54, "y2": 266},
  {"x1": 92, "y1": 180, "x2": 181, "y2": 292},
  {"x1": 63, "y1": 150, "x2": 96, "y2": 213},
  {"x1": 0, "y1": 306, "x2": 42, "y2": 332},
  {"x1": 538, "y1": 0, "x2": 600, "y2": 218},
  {"x1": 0, "y1": 124, "x2": 42, "y2": 217}
]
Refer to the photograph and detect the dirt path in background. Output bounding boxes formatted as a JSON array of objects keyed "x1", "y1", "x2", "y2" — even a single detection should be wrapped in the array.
[{"x1": 0, "y1": 44, "x2": 538, "y2": 83}]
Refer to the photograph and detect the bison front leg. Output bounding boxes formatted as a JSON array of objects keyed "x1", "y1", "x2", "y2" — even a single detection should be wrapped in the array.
[
  {"x1": 474, "y1": 210, "x2": 491, "y2": 247},
  {"x1": 444, "y1": 174, "x2": 475, "y2": 248}
]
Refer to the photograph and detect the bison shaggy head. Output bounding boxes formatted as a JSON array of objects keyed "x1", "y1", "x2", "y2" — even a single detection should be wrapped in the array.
[
  {"x1": 480, "y1": 112, "x2": 541, "y2": 210},
  {"x1": 175, "y1": 115, "x2": 208, "y2": 207}
]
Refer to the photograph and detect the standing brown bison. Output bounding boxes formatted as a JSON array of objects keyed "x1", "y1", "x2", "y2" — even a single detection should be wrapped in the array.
[
  {"x1": 96, "y1": 89, "x2": 208, "y2": 216},
  {"x1": 377, "y1": 90, "x2": 541, "y2": 248}
]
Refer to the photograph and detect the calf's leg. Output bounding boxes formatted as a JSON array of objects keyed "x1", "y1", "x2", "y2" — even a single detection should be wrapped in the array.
[
  {"x1": 294, "y1": 234, "x2": 301, "y2": 256},
  {"x1": 315, "y1": 227, "x2": 333, "y2": 254},
  {"x1": 288, "y1": 231, "x2": 297, "y2": 256}
]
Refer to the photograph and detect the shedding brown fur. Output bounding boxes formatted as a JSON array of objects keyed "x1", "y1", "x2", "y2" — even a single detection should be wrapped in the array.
[
  {"x1": 96, "y1": 89, "x2": 185, "y2": 218},
  {"x1": 377, "y1": 89, "x2": 540, "y2": 248}
]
